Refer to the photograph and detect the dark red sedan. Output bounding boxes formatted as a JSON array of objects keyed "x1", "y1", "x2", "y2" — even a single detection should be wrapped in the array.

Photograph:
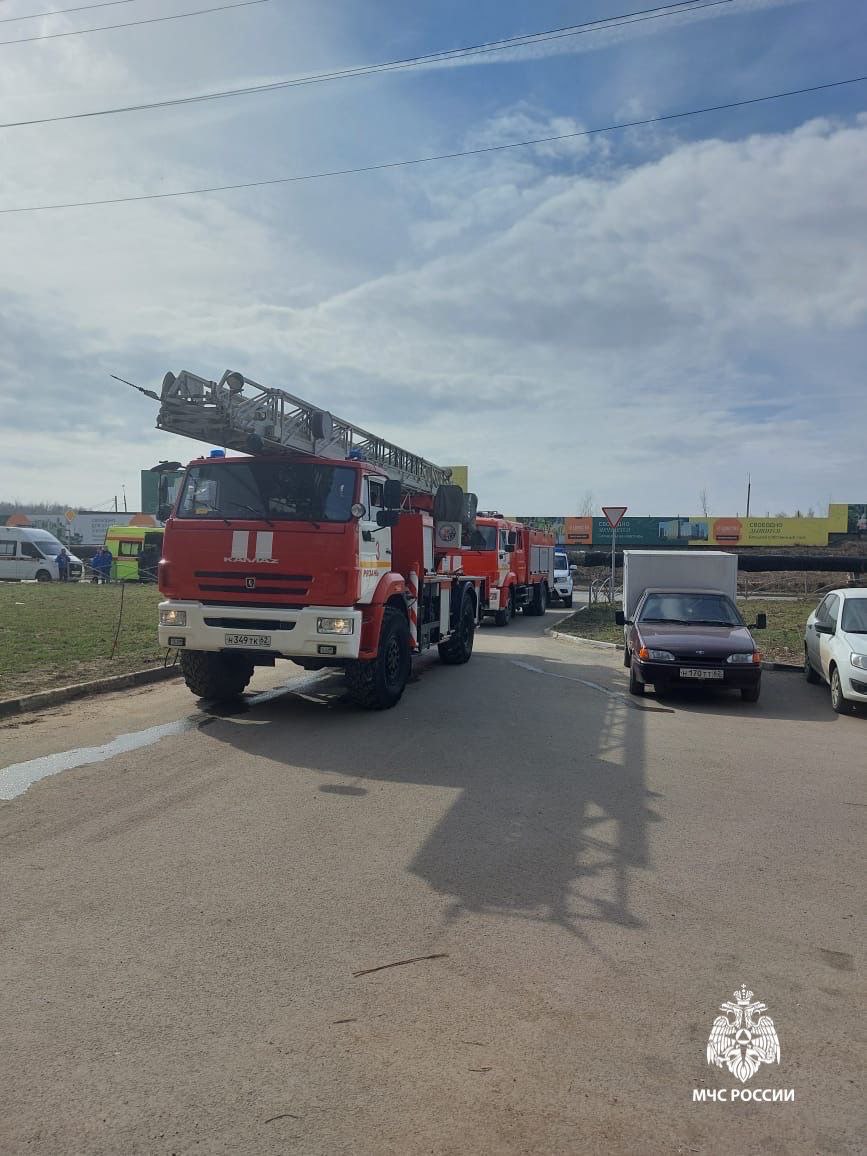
[{"x1": 615, "y1": 590, "x2": 766, "y2": 702}]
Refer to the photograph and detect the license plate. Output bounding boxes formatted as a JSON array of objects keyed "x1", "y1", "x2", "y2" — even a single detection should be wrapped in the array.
[
  {"x1": 224, "y1": 632, "x2": 272, "y2": 648},
  {"x1": 679, "y1": 667, "x2": 724, "y2": 680}
]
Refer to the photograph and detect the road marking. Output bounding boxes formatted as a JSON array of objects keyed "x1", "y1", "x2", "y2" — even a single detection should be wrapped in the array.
[
  {"x1": 509, "y1": 659, "x2": 673, "y2": 713},
  {"x1": 510, "y1": 659, "x2": 622, "y2": 698}
]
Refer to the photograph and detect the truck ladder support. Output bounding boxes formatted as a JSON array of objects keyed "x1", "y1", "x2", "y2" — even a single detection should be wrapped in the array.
[{"x1": 156, "y1": 369, "x2": 452, "y2": 495}]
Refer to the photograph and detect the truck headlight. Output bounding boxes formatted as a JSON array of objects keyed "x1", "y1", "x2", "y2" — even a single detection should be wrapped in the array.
[
  {"x1": 726, "y1": 652, "x2": 758, "y2": 664},
  {"x1": 317, "y1": 617, "x2": 354, "y2": 635},
  {"x1": 644, "y1": 649, "x2": 675, "y2": 661},
  {"x1": 850, "y1": 652, "x2": 867, "y2": 670},
  {"x1": 160, "y1": 608, "x2": 187, "y2": 627}
]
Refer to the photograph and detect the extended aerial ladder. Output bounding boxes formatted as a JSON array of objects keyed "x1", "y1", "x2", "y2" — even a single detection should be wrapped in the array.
[{"x1": 151, "y1": 369, "x2": 452, "y2": 497}]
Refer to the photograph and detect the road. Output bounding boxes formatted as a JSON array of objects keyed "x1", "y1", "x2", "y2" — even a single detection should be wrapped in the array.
[{"x1": 0, "y1": 611, "x2": 863, "y2": 1155}]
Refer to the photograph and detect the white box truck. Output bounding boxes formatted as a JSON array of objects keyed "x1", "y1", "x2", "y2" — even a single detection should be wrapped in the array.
[{"x1": 621, "y1": 550, "x2": 738, "y2": 621}]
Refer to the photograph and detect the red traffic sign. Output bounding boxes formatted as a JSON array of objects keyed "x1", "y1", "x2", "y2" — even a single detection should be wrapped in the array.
[{"x1": 602, "y1": 506, "x2": 628, "y2": 529}]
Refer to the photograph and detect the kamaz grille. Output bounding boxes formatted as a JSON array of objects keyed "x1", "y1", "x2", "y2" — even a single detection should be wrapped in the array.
[{"x1": 203, "y1": 617, "x2": 296, "y2": 632}]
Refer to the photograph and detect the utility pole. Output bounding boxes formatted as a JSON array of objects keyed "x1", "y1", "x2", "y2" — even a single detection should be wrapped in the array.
[
  {"x1": 122, "y1": 485, "x2": 127, "y2": 513},
  {"x1": 746, "y1": 474, "x2": 751, "y2": 518}
]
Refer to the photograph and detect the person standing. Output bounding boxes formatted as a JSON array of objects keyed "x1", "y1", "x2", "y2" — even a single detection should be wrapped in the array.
[{"x1": 57, "y1": 547, "x2": 70, "y2": 582}]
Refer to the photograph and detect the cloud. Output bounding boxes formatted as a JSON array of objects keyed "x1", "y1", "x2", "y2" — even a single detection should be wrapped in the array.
[{"x1": 1, "y1": 0, "x2": 865, "y2": 517}]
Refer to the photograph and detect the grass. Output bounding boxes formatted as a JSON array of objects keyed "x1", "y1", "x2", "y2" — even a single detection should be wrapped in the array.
[
  {"x1": 0, "y1": 582, "x2": 165, "y2": 700},
  {"x1": 554, "y1": 597, "x2": 821, "y2": 666}
]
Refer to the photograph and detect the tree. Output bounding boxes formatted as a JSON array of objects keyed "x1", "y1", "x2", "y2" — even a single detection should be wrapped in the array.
[
  {"x1": 577, "y1": 490, "x2": 595, "y2": 517},
  {"x1": 699, "y1": 488, "x2": 710, "y2": 516}
]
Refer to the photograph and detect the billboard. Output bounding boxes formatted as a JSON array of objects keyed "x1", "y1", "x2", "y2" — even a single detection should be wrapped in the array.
[
  {"x1": 1, "y1": 511, "x2": 158, "y2": 547},
  {"x1": 514, "y1": 504, "x2": 866, "y2": 548}
]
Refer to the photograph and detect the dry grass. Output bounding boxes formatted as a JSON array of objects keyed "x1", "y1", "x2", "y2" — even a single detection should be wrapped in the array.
[{"x1": 0, "y1": 582, "x2": 165, "y2": 699}]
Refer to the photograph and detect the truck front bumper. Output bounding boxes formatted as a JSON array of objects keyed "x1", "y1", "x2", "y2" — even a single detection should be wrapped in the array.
[
  {"x1": 158, "y1": 601, "x2": 363, "y2": 660},
  {"x1": 553, "y1": 581, "x2": 572, "y2": 598}
]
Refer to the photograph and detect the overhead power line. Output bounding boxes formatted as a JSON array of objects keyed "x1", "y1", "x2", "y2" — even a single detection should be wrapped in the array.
[
  {"x1": 0, "y1": 0, "x2": 269, "y2": 46},
  {"x1": 2, "y1": 75, "x2": 864, "y2": 215},
  {"x1": 1, "y1": 0, "x2": 133, "y2": 24},
  {"x1": 1, "y1": 0, "x2": 731, "y2": 127}
]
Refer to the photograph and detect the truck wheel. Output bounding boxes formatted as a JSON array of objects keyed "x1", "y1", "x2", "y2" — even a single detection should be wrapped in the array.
[
  {"x1": 494, "y1": 588, "x2": 513, "y2": 627},
  {"x1": 36, "y1": 570, "x2": 52, "y2": 582},
  {"x1": 439, "y1": 591, "x2": 476, "y2": 665},
  {"x1": 345, "y1": 607, "x2": 411, "y2": 710},
  {"x1": 628, "y1": 660, "x2": 645, "y2": 696},
  {"x1": 528, "y1": 581, "x2": 548, "y2": 616},
  {"x1": 180, "y1": 650, "x2": 253, "y2": 700},
  {"x1": 563, "y1": 594, "x2": 573, "y2": 609}
]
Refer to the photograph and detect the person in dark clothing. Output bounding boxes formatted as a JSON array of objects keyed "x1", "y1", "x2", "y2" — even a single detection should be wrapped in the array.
[
  {"x1": 57, "y1": 548, "x2": 70, "y2": 582},
  {"x1": 92, "y1": 546, "x2": 112, "y2": 583}
]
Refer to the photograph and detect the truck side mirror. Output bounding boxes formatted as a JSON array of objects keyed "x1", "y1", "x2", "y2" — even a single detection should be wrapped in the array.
[
  {"x1": 753, "y1": 612, "x2": 767, "y2": 630},
  {"x1": 615, "y1": 611, "x2": 625, "y2": 626},
  {"x1": 376, "y1": 509, "x2": 400, "y2": 528},
  {"x1": 383, "y1": 479, "x2": 402, "y2": 509},
  {"x1": 569, "y1": 564, "x2": 578, "y2": 574},
  {"x1": 504, "y1": 542, "x2": 515, "y2": 554}
]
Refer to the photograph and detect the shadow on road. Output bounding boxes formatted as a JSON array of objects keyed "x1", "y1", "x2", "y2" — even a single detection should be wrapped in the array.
[{"x1": 202, "y1": 636, "x2": 656, "y2": 948}]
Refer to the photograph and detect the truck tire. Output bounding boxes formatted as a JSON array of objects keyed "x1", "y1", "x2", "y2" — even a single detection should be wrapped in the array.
[
  {"x1": 527, "y1": 581, "x2": 548, "y2": 616},
  {"x1": 438, "y1": 590, "x2": 476, "y2": 665},
  {"x1": 345, "y1": 607, "x2": 411, "y2": 710},
  {"x1": 562, "y1": 594, "x2": 573, "y2": 609},
  {"x1": 36, "y1": 570, "x2": 52, "y2": 582},
  {"x1": 494, "y1": 587, "x2": 513, "y2": 627},
  {"x1": 180, "y1": 650, "x2": 253, "y2": 700}
]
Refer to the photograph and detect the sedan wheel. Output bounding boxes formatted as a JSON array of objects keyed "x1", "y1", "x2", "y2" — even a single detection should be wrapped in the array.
[{"x1": 830, "y1": 667, "x2": 849, "y2": 714}]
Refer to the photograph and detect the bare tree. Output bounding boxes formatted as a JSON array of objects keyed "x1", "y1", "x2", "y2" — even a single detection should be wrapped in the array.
[
  {"x1": 577, "y1": 490, "x2": 595, "y2": 517},
  {"x1": 699, "y1": 488, "x2": 710, "y2": 516}
]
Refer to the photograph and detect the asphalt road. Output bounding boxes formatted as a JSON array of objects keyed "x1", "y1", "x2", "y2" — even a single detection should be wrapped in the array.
[{"x1": 0, "y1": 612, "x2": 863, "y2": 1155}]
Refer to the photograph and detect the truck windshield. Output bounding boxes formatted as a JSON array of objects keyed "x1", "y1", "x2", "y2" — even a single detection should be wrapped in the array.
[
  {"x1": 178, "y1": 461, "x2": 357, "y2": 523},
  {"x1": 463, "y1": 525, "x2": 498, "y2": 550},
  {"x1": 639, "y1": 593, "x2": 742, "y2": 626}
]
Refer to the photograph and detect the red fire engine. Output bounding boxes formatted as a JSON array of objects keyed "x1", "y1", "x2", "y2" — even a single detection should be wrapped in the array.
[
  {"x1": 149, "y1": 369, "x2": 484, "y2": 709},
  {"x1": 461, "y1": 514, "x2": 555, "y2": 626}
]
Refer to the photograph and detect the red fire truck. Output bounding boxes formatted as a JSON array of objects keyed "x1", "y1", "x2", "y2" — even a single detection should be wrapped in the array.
[
  {"x1": 149, "y1": 370, "x2": 484, "y2": 709},
  {"x1": 462, "y1": 514, "x2": 555, "y2": 626}
]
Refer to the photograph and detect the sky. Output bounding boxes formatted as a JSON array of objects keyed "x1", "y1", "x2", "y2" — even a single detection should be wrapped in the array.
[{"x1": 1, "y1": 0, "x2": 866, "y2": 517}]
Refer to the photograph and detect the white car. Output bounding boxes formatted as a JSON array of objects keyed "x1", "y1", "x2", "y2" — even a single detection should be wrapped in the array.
[
  {"x1": 551, "y1": 550, "x2": 574, "y2": 608},
  {"x1": 804, "y1": 588, "x2": 867, "y2": 712}
]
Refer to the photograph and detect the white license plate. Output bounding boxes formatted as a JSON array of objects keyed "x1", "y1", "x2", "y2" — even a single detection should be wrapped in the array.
[
  {"x1": 224, "y1": 632, "x2": 272, "y2": 648},
  {"x1": 679, "y1": 667, "x2": 724, "y2": 680}
]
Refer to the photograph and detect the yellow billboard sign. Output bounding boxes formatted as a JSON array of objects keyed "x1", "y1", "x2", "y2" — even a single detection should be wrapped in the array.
[{"x1": 688, "y1": 516, "x2": 830, "y2": 548}]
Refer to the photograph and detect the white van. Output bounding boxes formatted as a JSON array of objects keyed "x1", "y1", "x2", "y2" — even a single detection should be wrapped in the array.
[
  {"x1": 0, "y1": 527, "x2": 84, "y2": 582},
  {"x1": 551, "y1": 550, "x2": 574, "y2": 607}
]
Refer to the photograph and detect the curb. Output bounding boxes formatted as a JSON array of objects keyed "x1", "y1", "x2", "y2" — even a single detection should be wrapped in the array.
[
  {"x1": 546, "y1": 619, "x2": 803, "y2": 671},
  {"x1": 547, "y1": 628, "x2": 618, "y2": 650},
  {"x1": 0, "y1": 665, "x2": 182, "y2": 721}
]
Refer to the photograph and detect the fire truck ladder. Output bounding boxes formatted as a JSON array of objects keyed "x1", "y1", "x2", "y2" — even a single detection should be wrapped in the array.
[{"x1": 155, "y1": 369, "x2": 452, "y2": 495}]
